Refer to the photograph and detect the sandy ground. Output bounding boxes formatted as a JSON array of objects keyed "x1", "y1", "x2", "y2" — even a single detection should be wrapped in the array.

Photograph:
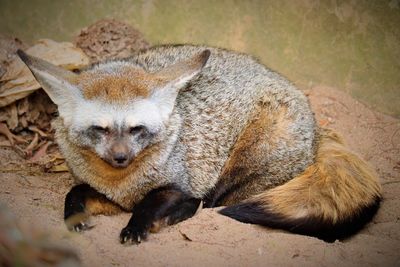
[{"x1": 0, "y1": 86, "x2": 399, "y2": 267}]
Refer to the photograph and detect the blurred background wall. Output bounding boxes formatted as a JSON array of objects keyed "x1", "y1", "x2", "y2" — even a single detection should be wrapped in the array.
[{"x1": 0, "y1": 0, "x2": 399, "y2": 117}]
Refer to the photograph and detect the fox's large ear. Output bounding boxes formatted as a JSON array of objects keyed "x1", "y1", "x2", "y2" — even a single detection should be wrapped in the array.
[
  {"x1": 17, "y1": 50, "x2": 82, "y2": 116},
  {"x1": 151, "y1": 49, "x2": 210, "y2": 119},
  {"x1": 156, "y1": 49, "x2": 210, "y2": 90}
]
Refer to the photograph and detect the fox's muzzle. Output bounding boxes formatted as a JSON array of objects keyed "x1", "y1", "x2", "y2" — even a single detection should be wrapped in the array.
[{"x1": 105, "y1": 141, "x2": 132, "y2": 168}]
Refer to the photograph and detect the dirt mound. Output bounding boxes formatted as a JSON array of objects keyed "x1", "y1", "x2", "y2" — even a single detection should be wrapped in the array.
[{"x1": 75, "y1": 19, "x2": 150, "y2": 63}]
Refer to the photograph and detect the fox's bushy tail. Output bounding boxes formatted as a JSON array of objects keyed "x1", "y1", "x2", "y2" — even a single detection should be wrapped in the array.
[{"x1": 219, "y1": 129, "x2": 382, "y2": 242}]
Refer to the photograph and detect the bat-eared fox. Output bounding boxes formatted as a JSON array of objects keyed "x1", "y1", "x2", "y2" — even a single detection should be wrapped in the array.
[{"x1": 18, "y1": 44, "x2": 381, "y2": 244}]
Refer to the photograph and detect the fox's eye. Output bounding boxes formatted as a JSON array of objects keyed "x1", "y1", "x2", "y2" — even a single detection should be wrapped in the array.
[
  {"x1": 91, "y1": 125, "x2": 109, "y2": 134},
  {"x1": 130, "y1": 125, "x2": 145, "y2": 135}
]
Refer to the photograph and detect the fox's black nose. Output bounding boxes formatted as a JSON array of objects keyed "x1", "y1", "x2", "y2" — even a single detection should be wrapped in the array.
[{"x1": 113, "y1": 153, "x2": 128, "y2": 164}]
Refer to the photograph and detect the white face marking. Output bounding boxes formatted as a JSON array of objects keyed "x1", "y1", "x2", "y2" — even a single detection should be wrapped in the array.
[
  {"x1": 125, "y1": 100, "x2": 164, "y2": 131},
  {"x1": 69, "y1": 98, "x2": 165, "y2": 133}
]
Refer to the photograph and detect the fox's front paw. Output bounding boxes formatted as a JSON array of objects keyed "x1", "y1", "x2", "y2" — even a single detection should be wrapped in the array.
[
  {"x1": 119, "y1": 225, "x2": 148, "y2": 245},
  {"x1": 69, "y1": 221, "x2": 93, "y2": 232},
  {"x1": 65, "y1": 213, "x2": 93, "y2": 232}
]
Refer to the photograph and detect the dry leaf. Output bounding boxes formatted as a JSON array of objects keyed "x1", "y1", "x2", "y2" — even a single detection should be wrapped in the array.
[
  {"x1": 28, "y1": 141, "x2": 52, "y2": 162},
  {"x1": 26, "y1": 91, "x2": 57, "y2": 131},
  {"x1": 17, "y1": 96, "x2": 29, "y2": 115},
  {"x1": 24, "y1": 132, "x2": 39, "y2": 157},
  {"x1": 48, "y1": 162, "x2": 69, "y2": 173},
  {"x1": 28, "y1": 125, "x2": 48, "y2": 137},
  {"x1": 26, "y1": 39, "x2": 90, "y2": 69},
  {"x1": 0, "y1": 140, "x2": 11, "y2": 147},
  {"x1": 0, "y1": 108, "x2": 8, "y2": 122},
  {"x1": 0, "y1": 91, "x2": 33, "y2": 108},
  {"x1": 48, "y1": 152, "x2": 65, "y2": 161},
  {"x1": 39, "y1": 152, "x2": 67, "y2": 172},
  {"x1": 0, "y1": 65, "x2": 5, "y2": 78},
  {"x1": 19, "y1": 115, "x2": 28, "y2": 128},
  {"x1": 5, "y1": 102, "x2": 18, "y2": 130},
  {"x1": 0, "y1": 89, "x2": 56, "y2": 137},
  {"x1": 0, "y1": 122, "x2": 26, "y2": 145}
]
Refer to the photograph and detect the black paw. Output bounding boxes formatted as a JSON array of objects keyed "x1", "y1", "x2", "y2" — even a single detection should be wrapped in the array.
[
  {"x1": 119, "y1": 225, "x2": 148, "y2": 245},
  {"x1": 69, "y1": 221, "x2": 94, "y2": 232},
  {"x1": 65, "y1": 213, "x2": 93, "y2": 232}
]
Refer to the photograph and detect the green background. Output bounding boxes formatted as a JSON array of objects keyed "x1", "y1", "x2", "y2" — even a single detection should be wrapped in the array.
[{"x1": 1, "y1": 0, "x2": 399, "y2": 117}]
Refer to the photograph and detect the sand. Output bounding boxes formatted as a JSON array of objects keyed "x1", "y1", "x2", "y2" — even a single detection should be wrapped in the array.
[{"x1": 0, "y1": 86, "x2": 399, "y2": 267}]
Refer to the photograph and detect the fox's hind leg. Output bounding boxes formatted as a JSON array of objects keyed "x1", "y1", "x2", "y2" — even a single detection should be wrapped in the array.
[
  {"x1": 205, "y1": 99, "x2": 316, "y2": 207},
  {"x1": 64, "y1": 184, "x2": 122, "y2": 232}
]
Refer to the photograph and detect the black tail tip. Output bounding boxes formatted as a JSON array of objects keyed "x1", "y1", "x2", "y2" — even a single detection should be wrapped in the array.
[
  {"x1": 219, "y1": 197, "x2": 381, "y2": 242},
  {"x1": 219, "y1": 201, "x2": 268, "y2": 225}
]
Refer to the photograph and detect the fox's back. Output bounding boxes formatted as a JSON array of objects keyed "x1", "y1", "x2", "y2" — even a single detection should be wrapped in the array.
[{"x1": 129, "y1": 45, "x2": 317, "y2": 197}]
